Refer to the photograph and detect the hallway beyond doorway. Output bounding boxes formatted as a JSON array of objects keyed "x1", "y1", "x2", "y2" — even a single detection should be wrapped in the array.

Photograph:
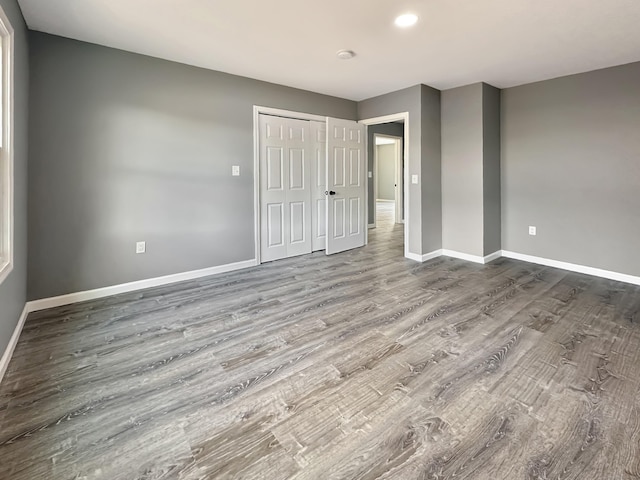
[{"x1": 375, "y1": 200, "x2": 395, "y2": 229}]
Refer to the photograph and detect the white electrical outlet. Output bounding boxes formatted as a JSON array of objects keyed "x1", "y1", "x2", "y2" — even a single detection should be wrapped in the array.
[
  {"x1": 232, "y1": 165, "x2": 240, "y2": 176},
  {"x1": 136, "y1": 241, "x2": 146, "y2": 254},
  {"x1": 368, "y1": 171, "x2": 372, "y2": 178},
  {"x1": 529, "y1": 226, "x2": 537, "y2": 236},
  {"x1": 411, "y1": 175, "x2": 419, "y2": 184}
]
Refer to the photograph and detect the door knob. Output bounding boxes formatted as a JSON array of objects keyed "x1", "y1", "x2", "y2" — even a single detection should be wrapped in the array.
[{"x1": 325, "y1": 190, "x2": 337, "y2": 196}]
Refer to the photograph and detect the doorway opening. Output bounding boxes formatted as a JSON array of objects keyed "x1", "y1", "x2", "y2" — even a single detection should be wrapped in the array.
[
  {"x1": 360, "y1": 114, "x2": 409, "y2": 259},
  {"x1": 373, "y1": 133, "x2": 403, "y2": 229}
]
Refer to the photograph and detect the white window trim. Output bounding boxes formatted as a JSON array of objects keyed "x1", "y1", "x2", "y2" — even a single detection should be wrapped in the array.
[{"x1": 0, "y1": 6, "x2": 14, "y2": 286}]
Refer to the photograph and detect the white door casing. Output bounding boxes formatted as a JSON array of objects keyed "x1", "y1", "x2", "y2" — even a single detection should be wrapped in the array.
[
  {"x1": 259, "y1": 114, "x2": 312, "y2": 262},
  {"x1": 395, "y1": 137, "x2": 404, "y2": 224},
  {"x1": 326, "y1": 118, "x2": 366, "y2": 255},
  {"x1": 310, "y1": 121, "x2": 327, "y2": 251}
]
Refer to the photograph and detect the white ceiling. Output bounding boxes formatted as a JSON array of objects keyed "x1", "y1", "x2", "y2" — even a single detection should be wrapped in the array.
[{"x1": 17, "y1": 0, "x2": 640, "y2": 101}]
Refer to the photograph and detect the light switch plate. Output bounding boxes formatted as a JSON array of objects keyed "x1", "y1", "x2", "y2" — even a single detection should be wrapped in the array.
[
  {"x1": 232, "y1": 165, "x2": 240, "y2": 176},
  {"x1": 411, "y1": 175, "x2": 419, "y2": 184},
  {"x1": 368, "y1": 171, "x2": 372, "y2": 178}
]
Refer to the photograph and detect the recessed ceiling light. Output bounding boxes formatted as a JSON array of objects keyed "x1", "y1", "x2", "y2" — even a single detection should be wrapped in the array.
[
  {"x1": 336, "y1": 49, "x2": 356, "y2": 60},
  {"x1": 395, "y1": 13, "x2": 418, "y2": 28}
]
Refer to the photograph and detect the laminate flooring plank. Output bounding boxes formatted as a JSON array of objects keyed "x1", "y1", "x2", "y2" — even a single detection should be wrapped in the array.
[
  {"x1": 615, "y1": 287, "x2": 640, "y2": 326},
  {"x1": 181, "y1": 415, "x2": 300, "y2": 480},
  {"x1": 425, "y1": 401, "x2": 537, "y2": 480},
  {"x1": 388, "y1": 268, "x2": 566, "y2": 350},
  {"x1": 183, "y1": 363, "x2": 343, "y2": 445},
  {"x1": 369, "y1": 398, "x2": 537, "y2": 480},
  {"x1": 622, "y1": 400, "x2": 640, "y2": 479},
  {"x1": 521, "y1": 387, "x2": 607, "y2": 480},
  {"x1": 406, "y1": 324, "x2": 541, "y2": 412},
  {"x1": 565, "y1": 320, "x2": 639, "y2": 424},
  {"x1": 500, "y1": 272, "x2": 599, "y2": 337},
  {"x1": 286, "y1": 391, "x2": 448, "y2": 480},
  {"x1": 56, "y1": 423, "x2": 195, "y2": 480}
]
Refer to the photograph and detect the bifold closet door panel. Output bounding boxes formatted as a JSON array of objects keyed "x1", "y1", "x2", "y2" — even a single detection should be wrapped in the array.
[{"x1": 259, "y1": 114, "x2": 312, "y2": 262}]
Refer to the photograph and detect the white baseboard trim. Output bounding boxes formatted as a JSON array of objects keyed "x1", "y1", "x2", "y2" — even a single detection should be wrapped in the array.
[
  {"x1": 483, "y1": 250, "x2": 503, "y2": 264},
  {"x1": 501, "y1": 251, "x2": 640, "y2": 286},
  {"x1": 404, "y1": 252, "x2": 422, "y2": 262},
  {"x1": 405, "y1": 249, "x2": 443, "y2": 263},
  {"x1": 376, "y1": 199, "x2": 395, "y2": 203},
  {"x1": 442, "y1": 249, "x2": 484, "y2": 264},
  {"x1": 441, "y1": 249, "x2": 503, "y2": 265},
  {"x1": 421, "y1": 249, "x2": 443, "y2": 262},
  {"x1": 27, "y1": 259, "x2": 258, "y2": 312},
  {"x1": 0, "y1": 305, "x2": 29, "y2": 385},
  {"x1": 368, "y1": 224, "x2": 375, "y2": 229}
]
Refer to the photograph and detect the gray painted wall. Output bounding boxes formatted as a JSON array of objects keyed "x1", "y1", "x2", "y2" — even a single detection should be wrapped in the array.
[
  {"x1": 482, "y1": 83, "x2": 501, "y2": 256},
  {"x1": 0, "y1": 0, "x2": 28, "y2": 358},
  {"x1": 28, "y1": 32, "x2": 357, "y2": 300},
  {"x1": 376, "y1": 144, "x2": 396, "y2": 201},
  {"x1": 366, "y1": 122, "x2": 403, "y2": 224},
  {"x1": 420, "y1": 85, "x2": 443, "y2": 254},
  {"x1": 441, "y1": 83, "x2": 484, "y2": 256},
  {"x1": 502, "y1": 61, "x2": 640, "y2": 276}
]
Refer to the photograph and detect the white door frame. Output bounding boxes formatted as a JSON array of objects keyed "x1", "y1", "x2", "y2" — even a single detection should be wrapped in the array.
[
  {"x1": 373, "y1": 133, "x2": 403, "y2": 225},
  {"x1": 360, "y1": 113, "x2": 410, "y2": 259},
  {"x1": 253, "y1": 106, "x2": 327, "y2": 264}
]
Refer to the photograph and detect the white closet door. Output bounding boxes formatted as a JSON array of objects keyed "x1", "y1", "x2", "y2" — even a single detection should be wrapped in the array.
[
  {"x1": 259, "y1": 115, "x2": 312, "y2": 262},
  {"x1": 310, "y1": 121, "x2": 327, "y2": 251},
  {"x1": 326, "y1": 118, "x2": 366, "y2": 255}
]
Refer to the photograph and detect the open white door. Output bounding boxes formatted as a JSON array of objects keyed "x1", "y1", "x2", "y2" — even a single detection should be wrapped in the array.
[{"x1": 326, "y1": 118, "x2": 366, "y2": 255}]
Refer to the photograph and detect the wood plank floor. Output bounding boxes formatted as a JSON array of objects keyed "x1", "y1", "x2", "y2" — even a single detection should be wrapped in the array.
[{"x1": 2, "y1": 202, "x2": 640, "y2": 479}]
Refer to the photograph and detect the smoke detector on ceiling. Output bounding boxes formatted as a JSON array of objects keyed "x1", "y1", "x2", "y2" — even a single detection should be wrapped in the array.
[{"x1": 336, "y1": 50, "x2": 356, "y2": 60}]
